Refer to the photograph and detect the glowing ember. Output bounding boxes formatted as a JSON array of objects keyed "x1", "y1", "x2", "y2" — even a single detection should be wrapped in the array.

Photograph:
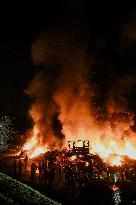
[
  {"x1": 70, "y1": 155, "x2": 77, "y2": 161},
  {"x1": 36, "y1": 168, "x2": 39, "y2": 175},
  {"x1": 85, "y1": 162, "x2": 89, "y2": 166}
]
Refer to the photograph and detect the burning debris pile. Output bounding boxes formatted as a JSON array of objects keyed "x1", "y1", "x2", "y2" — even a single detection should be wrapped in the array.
[
  {"x1": 18, "y1": 139, "x2": 136, "y2": 187},
  {"x1": 17, "y1": 11, "x2": 136, "y2": 190},
  {"x1": 21, "y1": 115, "x2": 136, "y2": 168},
  {"x1": 23, "y1": 29, "x2": 136, "y2": 167}
]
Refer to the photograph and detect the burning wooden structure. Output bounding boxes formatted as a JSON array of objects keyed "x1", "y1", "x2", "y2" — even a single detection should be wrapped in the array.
[
  {"x1": 9, "y1": 139, "x2": 136, "y2": 190},
  {"x1": 68, "y1": 140, "x2": 90, "y2": 155}
]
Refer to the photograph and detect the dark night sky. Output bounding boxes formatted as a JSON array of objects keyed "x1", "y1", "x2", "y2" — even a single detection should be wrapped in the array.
[
  {"x1": 0, "y1": 2, "x2": 68, "y2": 118},
  {"x1": 0, "y1": 2, "x2": 136, "y2": 129}
]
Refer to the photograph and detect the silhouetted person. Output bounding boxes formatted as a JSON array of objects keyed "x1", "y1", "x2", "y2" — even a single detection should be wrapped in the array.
[
  {"x1": 38, "y1": 162, "x2": 43, "y2": 183},
  {"x1": 0, "y1": 157, "x2": 2, "y2": 171},
  {"x1": 48, "y1": 166, "x2": 55, "y2": 189},
  {"x1": 24, "y1": 154, "x2": 28, "y2": 169},
  {"x1": 58, "y1": 164, "x2": 62, "y2": 177},
  {"x1": 13, "y1": 159, "x2": 17, "y2": 177},
  {"x1": 18, "y1": 160, "x2": 23, "y2": 178},
  {"x1": 31, "y1": 163, "x2": 37, "y2": 183},
  {"x1": 43, "y1": 166, "x2": 49, "y2": 186}
]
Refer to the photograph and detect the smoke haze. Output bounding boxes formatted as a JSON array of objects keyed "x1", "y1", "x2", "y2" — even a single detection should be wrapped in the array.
[{"x1": 26, "y1": 5, "x2": 136, "y2": 156}]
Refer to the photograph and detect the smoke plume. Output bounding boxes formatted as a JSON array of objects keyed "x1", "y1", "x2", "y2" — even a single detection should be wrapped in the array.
[
  {"x1": 26, "y1": 27, "x2": 97, "y2": 149},
  {"x1": 26, "y1": 8, "x2": 136, "y2": 160}
]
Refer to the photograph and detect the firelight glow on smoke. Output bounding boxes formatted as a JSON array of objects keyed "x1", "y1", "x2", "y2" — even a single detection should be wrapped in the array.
[
  {"x1": 22, "y1": 104, "x2": 136, "y2": 165},
  {"x1": 24, "y1": 25, "x2": 136, "y2": 167}
]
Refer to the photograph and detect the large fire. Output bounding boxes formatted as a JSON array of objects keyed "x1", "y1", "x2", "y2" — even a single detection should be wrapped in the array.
[
  {"x1": 23, "y1": 25, "x2": 136, "y2": 169},
  {"x1": 21, "y1": 107, "x2": 136, "y2": 166},
  {"x1": 91, "y1": 139, "x2": 136, "y2": 166},
  {"x1": 22, "y1": 126, "x2": 136, "y2": 166},
  {"x1": 23, "y1": 76, "x2": 136, "y2": 166}
]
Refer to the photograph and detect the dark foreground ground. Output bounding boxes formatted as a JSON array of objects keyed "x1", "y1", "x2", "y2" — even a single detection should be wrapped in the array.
[
  {"x1": 40, "y1": 180, "x2": 136, "y2": 205},
  {"x1": 1, "y1": 173, "x2": 136, "y2": 205},
  {"x1": 1, "y1": 156, "x2": 136, "y2": 204},
  {"x1": 0, "y1": 172, "x2": 61, "y2": 205}
]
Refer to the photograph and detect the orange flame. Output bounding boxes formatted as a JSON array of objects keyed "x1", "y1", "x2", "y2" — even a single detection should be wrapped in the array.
[
  {"x1": 23, "y1": 126, "x2": 48, "y2": 159},
  {"x1": 23, "y1": 137, "x2": 37, "y2": 151},
  {"x1": 29, "y1": 147, "x2": 47, "y2": 159},
  {"x1": 106, "y1": 154, "x2": 122, "y2": 166},
  {"x1": 91, "y1": 137, "x2": 136, "y2": 166},
  {"x1": 22, "y1": 108, "x2": 136, "y2": 166}
]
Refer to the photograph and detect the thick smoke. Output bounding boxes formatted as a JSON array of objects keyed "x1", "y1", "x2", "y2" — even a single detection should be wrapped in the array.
[
  {"x1": 26, "y1": 28, "x2": 97, "y2": 149},
  {"x1": 26, "y1": 8, "x2": 136, "y2": 156},
  {"x1": 25, "y1": 71, "x2": 61, "y2": 148},
  {"x1": 53, "y1": 53, "x2": 96, "y2": 144}
]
